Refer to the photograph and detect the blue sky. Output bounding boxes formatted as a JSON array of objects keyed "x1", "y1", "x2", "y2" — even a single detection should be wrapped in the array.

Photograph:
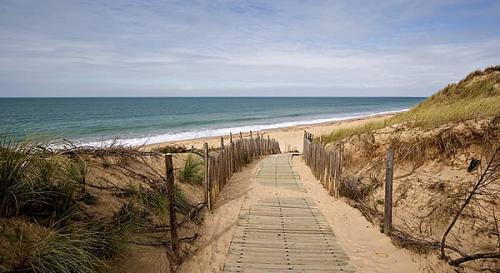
[{"x1": 1, "y1": 0, "x2": 499, "y2": 97}]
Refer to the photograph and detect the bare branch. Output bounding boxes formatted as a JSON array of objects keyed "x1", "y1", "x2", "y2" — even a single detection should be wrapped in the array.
[
  {"x1": 448, "y1": 252, "x2": 500, "y2": 266},
  {"x1": 440, "y1": 147, "x2": 499, "y2": 260}
]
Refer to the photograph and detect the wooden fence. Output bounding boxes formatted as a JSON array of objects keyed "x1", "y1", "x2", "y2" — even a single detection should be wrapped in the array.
[
  {"x1": 204, "y1": 132, "x2": 281, "y2": 210},
  {"x1": 303, "y1": 131, "x2": 344, "y2": 197},
  {"x1": 303, "y1": 131, "x2": 395, "y2": 234}
]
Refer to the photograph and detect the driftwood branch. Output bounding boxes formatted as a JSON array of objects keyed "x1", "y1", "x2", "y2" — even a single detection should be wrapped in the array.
[
  {"x1": 440, "y1": 147, "x2": 499, "y2": 262},
  {"x1": 132, "y1": 234, "x2": 199, "y2": 247},
  {"x1": 178, "y1": 202, "x2": 206, "y2": 226},
  {"x1": 391, "y1": 229, "x2": 469, "y2": 257},
  {"x1": 448, "y1": 252, "x2": 500, "y2": 266}
]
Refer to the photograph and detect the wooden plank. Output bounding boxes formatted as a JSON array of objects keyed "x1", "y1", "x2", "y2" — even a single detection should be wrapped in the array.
[{"x1": 223, "y1": 154, "x2": 355, "y2": 273}]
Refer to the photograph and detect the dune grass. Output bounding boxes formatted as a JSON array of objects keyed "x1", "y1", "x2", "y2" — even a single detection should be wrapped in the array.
[
  {"x1": 0, "y1": 136, "x2": 86, "y2": 223},
  {"x1": 21, "y1": 226, "x2": 105, "y2": 273},
  {"x1": 1, "y1": 220, "x2": 106, "y2": 273},
  {"x1": 134, "y1": 183, "x2": 192, "y2": 215},
  {"x1": 321, "y1": 119, "x2": 389, "y2": 144},
  {"x1": 321, "y1": 66, "x2": 500, "y2": 144},
  {"x1": 178, "y1": 154, "x2": 203, "y2": 185},
  {"x1": 0, "y1": 137, "x2": 35, "y2": 217},
  {"x1": 0, "y1": 136, "x2": 155, "y2": 273},
  {"x1": 94, "y1": 203, "x2": 147, "y2": 258},
  {"x1": 3, "y1": 203, "x2": 148, "y2": 273}
]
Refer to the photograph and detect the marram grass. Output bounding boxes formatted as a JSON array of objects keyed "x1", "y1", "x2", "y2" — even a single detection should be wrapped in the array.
[
  {"x1": 321, "y1": 66, "x2": 500, "y2": 144},
  {"x1": 4, "y1": 224, "x2": 105, "y2": 273},
  {"x1": 178, "y1": 154, "x2": 204, "y2": 185}
]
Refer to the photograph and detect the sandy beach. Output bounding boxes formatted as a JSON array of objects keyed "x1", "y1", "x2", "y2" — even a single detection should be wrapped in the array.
[
  {"x1": 178, "y1": 153, "x2": 424, "y2": 273},
  {"x1": 145, "y1": 113, "x2": 394, "y2": 152},
  {"x1": 2, "y1": 2, "x2": 498, "y2": 272}
]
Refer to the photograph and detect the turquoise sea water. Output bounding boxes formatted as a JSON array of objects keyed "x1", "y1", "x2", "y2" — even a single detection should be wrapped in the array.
[{"x1": 0, "y1": 97, "x2": 424, "y2": 146}]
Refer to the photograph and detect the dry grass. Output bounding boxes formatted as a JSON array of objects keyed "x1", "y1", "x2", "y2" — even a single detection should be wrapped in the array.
[
  {"x1": 322, "y1": 66, "x2": 500, "y2": 144},
  {"x1": 0, "y1": 137, "x2": 200, "y2": 273},
  {"x1": 321, "y1": 120, "x2": 388, "y2": 144}
]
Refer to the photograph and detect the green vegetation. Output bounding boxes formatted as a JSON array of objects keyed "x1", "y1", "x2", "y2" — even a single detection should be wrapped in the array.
[
  {"x1": 1, "y1": 202, "x2": 148, "y2": 273},
  {"x1": 0, "y1": 137, "x2": 35, "y2": 217},
  {"x1": 174, "y1": 186, "x2": 191, "y2": 215},
  {"x1": 129, "y1": 182, "x2": 192, "y2": 217},
  {"x1": 0, "y1": 136, "x2": 194, "y2": 273},
  {"x1": 3, "y1": 224, "x2": 105, "y2": 273},
  {"x1": 0, "y1": 137, "x2": 85, "y2": 223},
  {"x1": 94, "y1": 203, "x2": 147, "y2": 258},
  {"x1": 322, "y1": 66, "x2": 500, "y2": 143},
  {"x1": 321, "y1": 119, "x2": 389, "y2": 144},
  {"x1": 178, "y1": 154, "x2": 203, "y2": 185}
]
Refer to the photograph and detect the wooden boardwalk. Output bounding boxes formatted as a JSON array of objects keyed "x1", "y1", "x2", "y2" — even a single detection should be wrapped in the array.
[
  {"x1": 254, "y1": 154, "x2": 305, "y2": 192},
  {"x1": 223, "y1": 154, "x2": 355, "y2": 273}
]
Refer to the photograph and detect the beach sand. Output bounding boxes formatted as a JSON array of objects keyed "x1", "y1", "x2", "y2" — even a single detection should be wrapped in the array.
[
  {"x1": 154, "y1": 113, "x2": 425, "y2": 273},
  {"x1": 145, "y1": 113, "x2": 393, "y2": 152},
  {"x1": 178, "y1": 153, "x2": 423, "y2": 273}
]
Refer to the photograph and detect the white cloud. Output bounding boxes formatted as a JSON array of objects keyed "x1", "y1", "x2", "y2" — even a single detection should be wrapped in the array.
[{"x1": 0, "y1": 0, "x2": 499, "y2": 96}]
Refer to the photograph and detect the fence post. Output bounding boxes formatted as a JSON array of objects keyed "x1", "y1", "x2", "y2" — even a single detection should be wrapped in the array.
[
  {"x1": 219, "y1": 137, "x2": 224, "y2": 185},
  {"x1": 165, "y1": 154, "x2": 180, "y2": 264},
  {"x1": 230, "y1": 133, "x2": 234, "y2": 172},
  {"x1": 203, "y1": 143, "x2": 211, "y2": 211},
  {"x1": 256, "y1": 132, "x2": 260, "y2": 157},
  {"x1": 239, "y1": 132, "x2": 245, "y2": 163},
  {"x1": 249, "y1": 131, "x2": 254, "y2": 158},
  {"x1": 384, "y1": 149, "x2": 394, "y2": 235}
]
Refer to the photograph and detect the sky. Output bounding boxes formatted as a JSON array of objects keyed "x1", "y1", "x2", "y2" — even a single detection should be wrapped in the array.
[{"x1": 0, "y1": 0, "x2": 499, "y2": 97}]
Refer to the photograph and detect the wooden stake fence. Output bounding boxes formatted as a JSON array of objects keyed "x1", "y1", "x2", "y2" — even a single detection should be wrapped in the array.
[
  {"x1": 303, "y1": 131, "x2": 395, "y2": 236},
  {"x1": 303, "y1": 131, "x2": 343, "y2": 197},
  {"x1": 204, "y1": 132, "x2": 281, "y2": 210}
]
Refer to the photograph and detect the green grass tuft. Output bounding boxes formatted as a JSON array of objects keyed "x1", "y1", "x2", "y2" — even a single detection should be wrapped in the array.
[
  {"x1": 134, "y1": 184, "x2": 192, "y2": 217},
  {"x1": 0, "y1": 137, "x2": 35, "y2": 217},
  {"x1": 101, "y1": 203, "x2": 147, "y2": 257},
  {"x1": 178, "y1": 155, "x2": 203, "y2": 185},
  {"x1": 4, "y1": 224, "x2": 105, "y2": 273},
  {"x1": 321, "y1": 120, "x2": 389, "y2": 144},
  {"x1": 174, "y1": 186, "x2": 191, "y2": 215},
  {"x1": 0, "y1": 136, "x2": 87, "y2": 223}
]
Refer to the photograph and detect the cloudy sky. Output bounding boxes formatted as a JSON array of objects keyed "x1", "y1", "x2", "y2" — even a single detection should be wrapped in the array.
[{"x1": 1, "y1": 0, "x2": 499, "y2": 97}]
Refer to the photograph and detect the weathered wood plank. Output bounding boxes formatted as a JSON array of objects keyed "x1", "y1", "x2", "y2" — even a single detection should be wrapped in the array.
[{"x1": 222, "y1": 154, "x2": 355, "y2": 273}]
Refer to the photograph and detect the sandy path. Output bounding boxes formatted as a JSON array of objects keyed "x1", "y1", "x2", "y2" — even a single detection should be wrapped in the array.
[
  {"x1": 291, "y1": 156, "x2": 424, "y2": 273},
  {"x1": 180, "y1": 154, "x2": 424, "y2": 273}
]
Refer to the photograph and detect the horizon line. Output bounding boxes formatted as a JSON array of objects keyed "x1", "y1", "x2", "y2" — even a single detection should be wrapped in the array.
[{"x1": 0, "y1": 96, "x2": 427, "y2": 99}]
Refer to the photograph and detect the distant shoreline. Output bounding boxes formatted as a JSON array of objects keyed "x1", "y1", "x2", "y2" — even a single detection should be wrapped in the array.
[
  {"x1": 145, "y1": 111, "x2": 400, "y2": 151},
  {"x1": 80, "y1": 109, "x2": 406, "y2": 148},
  {"x1": 2, "y1": 97, "x2": 421, "y2": 147}
]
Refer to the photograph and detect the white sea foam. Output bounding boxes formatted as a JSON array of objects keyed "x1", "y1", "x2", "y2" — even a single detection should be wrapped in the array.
[{"x1": 80, "y1": 108, "x2": 409, "y2": 147}]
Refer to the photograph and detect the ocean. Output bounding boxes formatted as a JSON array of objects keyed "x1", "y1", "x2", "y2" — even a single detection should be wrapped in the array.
[{"x1": 0, "y1": 97, "x2": 424, "y2": 146}]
